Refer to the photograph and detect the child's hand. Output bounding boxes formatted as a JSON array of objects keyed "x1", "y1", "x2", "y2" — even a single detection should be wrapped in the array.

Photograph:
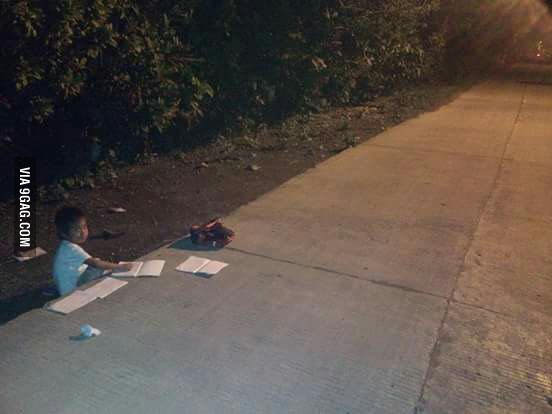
[{"x1": 117, "y1": 262, "x2": 134, "y2": 271}]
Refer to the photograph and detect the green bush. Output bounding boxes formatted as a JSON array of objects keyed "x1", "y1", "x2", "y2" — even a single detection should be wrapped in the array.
[
  {"x1": 187, "y1": 1, "x2": 339, "y2": 121},
  {"x1": 326, "y1": 0, "x2": 443, "y2": 101},
  {"x1": 1, "y1": 0, "x2": 448, "y2": 178},
  {"x1": 1, "y1": 0, "x2": 211, "y2": 171}
]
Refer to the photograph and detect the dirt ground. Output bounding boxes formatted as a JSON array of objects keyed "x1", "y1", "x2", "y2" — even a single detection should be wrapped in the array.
[{"x1": 0, "y1": 80, "x2": 473, "y2": 324}]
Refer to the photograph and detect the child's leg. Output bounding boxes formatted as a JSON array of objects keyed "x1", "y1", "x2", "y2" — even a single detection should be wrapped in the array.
[
  {"x1": 54, "y1": 275, "x2": 78, "y2": 297},
  {"x1": 77, "y1": 266, "x2": 106, "y2": 286}
]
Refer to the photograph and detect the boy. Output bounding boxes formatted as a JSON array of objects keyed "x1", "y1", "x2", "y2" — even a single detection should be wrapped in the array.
[{"x1": 53, "y1": 206, "x2": 132, "y2": 296}]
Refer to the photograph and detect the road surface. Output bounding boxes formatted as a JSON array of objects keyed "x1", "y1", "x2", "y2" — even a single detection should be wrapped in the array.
[{"x1": 1, "y1": 67, "x2": 551, "y2": 413}]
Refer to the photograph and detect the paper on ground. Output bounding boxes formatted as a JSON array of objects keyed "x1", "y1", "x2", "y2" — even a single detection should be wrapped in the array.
[
  {"x1": 199, "y1": 260, "x2": 228, "y2": 275},
  {"x1": 112, "y1": 260, "x2": 165, "y2": 277},
  {"x1": 176, "y1": 256, "x2": 228, "y2": 276},
  {"x1": 46, "y1": 277, "x2": 127, "y2": 314},
  {"x1": 47, "y1": 290, "x2": 97, "y2": 315},
  {"x1": 14, "y1": 247, "x2": 47, "y2": 262},
  {"x1": 176, "y1": 256, "x2": 210, "y2": 273},
  {"x1": 112, "y1": 261, "x2": 142, "y2": 277},
  {"x1": 139, "y1": 260, "x2": 165, "y2": 276},
  {"x1": 84, "y1": 277, "x2": 128, "y2": 299}
]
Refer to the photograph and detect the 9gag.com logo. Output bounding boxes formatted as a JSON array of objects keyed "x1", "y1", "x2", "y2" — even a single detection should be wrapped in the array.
[{"x1": 14, "y1": 157, "x2": 36, "y2": 254}]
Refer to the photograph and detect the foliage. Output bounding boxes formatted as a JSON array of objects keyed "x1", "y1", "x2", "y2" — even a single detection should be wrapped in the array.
[
  {"x1": 326, "y1": 0, "x2": 443, "y2": 102},
  {"x1": 0, "y1": 0, "x2": 212, "y2": 171},
  {"x1": 1, "y1": 0, "x2": 450, "y2": 178}
]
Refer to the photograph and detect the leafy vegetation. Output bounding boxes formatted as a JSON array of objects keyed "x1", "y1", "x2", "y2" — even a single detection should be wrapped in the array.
[{"x1": 1, "y1": 0, "x2": 515, "y2": 180}]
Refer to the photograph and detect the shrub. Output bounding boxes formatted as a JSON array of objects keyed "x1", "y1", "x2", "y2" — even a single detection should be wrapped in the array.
[
  {"x1": 0, "y1": 0, "x2": 211, "y2": 172},
  {"x1": 1, "y1": 0, "x2": 449, "y2": 181}
]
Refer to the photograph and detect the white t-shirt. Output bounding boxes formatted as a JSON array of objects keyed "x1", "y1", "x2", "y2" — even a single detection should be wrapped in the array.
[{"x1": 52, "y1": 240, "x2": 91, "y2": 296}]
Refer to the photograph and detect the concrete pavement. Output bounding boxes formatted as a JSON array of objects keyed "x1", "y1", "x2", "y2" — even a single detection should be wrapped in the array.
[{"x1": 1, "y1": 70, "x2": 551, "y2": 413}]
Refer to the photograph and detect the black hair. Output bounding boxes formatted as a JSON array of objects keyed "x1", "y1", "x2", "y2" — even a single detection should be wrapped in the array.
[{"x1": 54, "y1": 206, "x2": 85, "y2": 240}]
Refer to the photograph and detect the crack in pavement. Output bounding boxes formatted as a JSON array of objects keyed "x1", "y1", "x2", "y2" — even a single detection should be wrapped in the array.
[
  {"x1": 225, "y1": 246, "x2": 516, "y2": 320},
  {"x1": 413, "y1": 83, "x2": 528, "y2": 413}
]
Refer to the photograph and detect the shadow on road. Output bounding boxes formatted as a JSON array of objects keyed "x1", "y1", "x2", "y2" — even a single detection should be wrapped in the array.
[{"x1": 0, "y1": 286, "x2": 53, "y2": 325}]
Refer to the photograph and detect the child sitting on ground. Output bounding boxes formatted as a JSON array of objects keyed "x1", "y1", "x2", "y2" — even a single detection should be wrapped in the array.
[{"x1": 52, "y1": 206, "x2": 132, "y2": 296}]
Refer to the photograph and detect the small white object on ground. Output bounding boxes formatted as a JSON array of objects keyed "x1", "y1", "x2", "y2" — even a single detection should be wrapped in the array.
[
  {"x1": 13, "y1": 247, "x2": 47, "y2": 262},
  {"x1": 108, "y1": 207, "x2": 126, "y2": 213},
  {"x1": 80, "y1": 324, "x2": 101, "y2": 338}
]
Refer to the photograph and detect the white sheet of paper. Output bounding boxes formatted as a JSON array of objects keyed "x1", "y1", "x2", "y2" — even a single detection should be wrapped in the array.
[
  {"x1": 14, "y1": 247, "x2": 47, "y2": 262},
  {"x1": 84, "y1": 277, "x2": 128, "y2": 299},
  {"x1": 176, "y1": 256, "x2": 211, "y2": 273},
  {"x1": 112, "y1": 261, "x2": 142, "y2": 277},
  {"x1": 48, "y1": 290, "x2": 97, "y2": 314},
  {"x1": 198, "y1": 260, "x2": 228, "y2": 275},
  {"x1": 137, "y1": 260, "x2": 165, "y2": 277}
]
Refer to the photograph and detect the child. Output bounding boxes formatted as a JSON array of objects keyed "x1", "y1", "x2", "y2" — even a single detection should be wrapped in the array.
[{"x1": 52, "y1": 206, "x2": 132, "y2": 296}]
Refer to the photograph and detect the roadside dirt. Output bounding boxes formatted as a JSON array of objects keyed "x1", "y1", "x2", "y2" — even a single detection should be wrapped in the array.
[{"x1": 0, "y1": 80, "x2": 473, "y2": 324}]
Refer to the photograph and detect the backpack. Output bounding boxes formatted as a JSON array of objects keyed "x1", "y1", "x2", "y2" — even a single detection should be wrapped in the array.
[{"x1": 190, "y1": 218, "x2": 235, "y2": 248}]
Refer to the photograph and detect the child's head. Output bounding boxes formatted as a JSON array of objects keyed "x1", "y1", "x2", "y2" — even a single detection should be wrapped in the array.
[{"x1": 54, "y1": 206, "x2": 88, "y2": 243}]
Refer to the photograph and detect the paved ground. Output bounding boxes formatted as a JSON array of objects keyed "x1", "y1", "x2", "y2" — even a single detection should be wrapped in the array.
[{"x1": 1, "y1": 69, "x2": 552, "y2": 413}]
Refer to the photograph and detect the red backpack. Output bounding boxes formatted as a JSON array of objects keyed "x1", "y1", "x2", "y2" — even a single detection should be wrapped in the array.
[{"x1": 190, "y1": 218, "x2": 235, "y2": 248}]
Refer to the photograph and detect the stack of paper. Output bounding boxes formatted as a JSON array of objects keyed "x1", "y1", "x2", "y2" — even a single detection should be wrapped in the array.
[{"x1": 176, "y1": 256, "x2": 228, "y2": 277}]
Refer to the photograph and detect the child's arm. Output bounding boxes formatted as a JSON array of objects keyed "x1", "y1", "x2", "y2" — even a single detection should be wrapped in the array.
[{"x1": 85, "y1": 257, "x2": 133, "y2": 272}]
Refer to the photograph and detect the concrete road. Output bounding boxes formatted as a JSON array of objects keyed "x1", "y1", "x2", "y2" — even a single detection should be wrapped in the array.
[{"x1": 1, "y1": 70, "x2": 551, "y2": 413}]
